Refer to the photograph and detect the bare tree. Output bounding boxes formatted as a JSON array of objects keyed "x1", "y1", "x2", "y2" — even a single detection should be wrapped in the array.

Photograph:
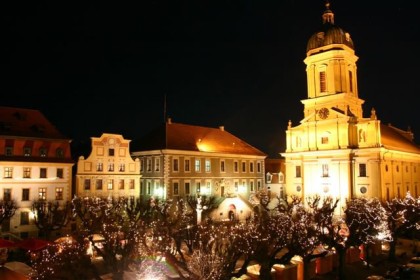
[
  {"x1": 0, "y1": 199, "x2": 17, "y2": 229},
  {"x1": 32, "y1": 200, "x2": 71, "y2": 240}
]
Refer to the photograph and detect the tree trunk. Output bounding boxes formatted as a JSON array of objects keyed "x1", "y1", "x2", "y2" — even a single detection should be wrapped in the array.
[
  {"x1": 258, "y1": 259, "x2": 272, "y2": 280},
  {"x1": 337, "y1": 247, "x2": 346, "y2": 280},
  {"x1": 388, "y1": 238, "x2": 397, "y2": 261}
]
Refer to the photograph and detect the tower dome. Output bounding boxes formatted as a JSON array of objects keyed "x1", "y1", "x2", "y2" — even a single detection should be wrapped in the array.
[{"x1": 306, "y1": 1, "x2": 354, "y2": 54}]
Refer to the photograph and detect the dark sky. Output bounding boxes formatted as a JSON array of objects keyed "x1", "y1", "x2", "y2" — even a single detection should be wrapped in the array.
[{"x1": 2, "y1": 1, "x2": 420, "y2": 158}]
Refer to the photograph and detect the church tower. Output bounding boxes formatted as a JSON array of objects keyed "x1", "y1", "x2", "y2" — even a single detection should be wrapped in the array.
[{"x1": 281, "y1": 1, "x2": 420, "y2": 213}]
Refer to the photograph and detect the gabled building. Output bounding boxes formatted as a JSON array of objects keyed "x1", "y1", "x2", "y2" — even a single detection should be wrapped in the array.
[
  {"x1": 0, "y1": 106, "x2": 73, "y2": 238},
  {"x1": 281, "y1": 2, "x2": 420, "y2": 214},
  {"x1": 131, "y1": 118, "x2": 267, "y2": 221},
  {"x1": 76, "y1": 133, "x2": 141, "y2": 199}
]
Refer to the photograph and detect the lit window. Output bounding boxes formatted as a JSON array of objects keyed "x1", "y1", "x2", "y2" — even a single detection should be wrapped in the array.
[
  {"x1": 39, "y1": 147, "x2": 47, "y2": 157},
  {"x1": 119, "y1": 163, "x2": 125, "y2": 172},
  {"x1": 108, "y1": 163, "x2": 114, "y2": 171},
  {"x1": 108, "y1": 179, "x2": 114, "y2": 190},
  {"x1": 55, "y1": 187, "x2": 63, "y2": 200},
  {"x1": 322, "y1": 164, "x2": 329, "y2": 177},
  {"x1": 38, "y1": 188, "x2": 46, "y2": 200},
  {"x1": 24, "y1": 147, "x2": 32, "y2": 156},
  {"x1": 4, "y1": 167, "x2": 13, "y2": 178},
  {"x1": 195, "y1": 159, "x2": 201, "y2": 172},
  {"x1": 155, "y1": 158, "x2": 160, "y2": 171},
  {"x1": 97, "y1": 162, "x2": 103, "y2": 171},
  {"x1": 23, "y1": 167, "x2": 31, "y2": 178},
  {"x1": 205, "y1": 159, "x2": 211, "y2": 172}
]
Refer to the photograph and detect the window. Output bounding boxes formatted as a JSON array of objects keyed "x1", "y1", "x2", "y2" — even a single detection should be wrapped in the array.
[
  {"x1": 257, "y1": 181, "x2": 262, "y2": 190},
  {"x1": 57, "y1": 168, "x2": 63, "y2": 178},
  {"x1": 20, "y1": 212, "x2": 29, "y2": 225},
  {"x1": 195, "y1": 159, "x2": 201, "y2": 172},
  {"x1": 322, "y1": 164, "x2": 329, "y2": 177},
  {"x1": 4, "y1": 167, "x2": 13, "y2": 178},
  {"x1": 196, "y1": 182, "x2": 201, "y2": 194},
  {"x1": 129, "y1": 179, "x2": 135, "y2": 189},
  {"x1": 97, "y1": 162, "x2": 103, "y2": 171},
  {"x1": 234, "y1": 181, "x2": 239, "y2": 192},
  {"x1": 119, "y1": 179, "x2": 124, "y2": 190},
  {"x1": 4, "y1": 189, "x2": 11, "y2": 201},
  {"x1": 295, "y1": 166, "x2": 301, "y2": 178},
  {"x1": 38, "y1": 188, "x2": 46, "y2": 200},
  {"x1": 234, "y1": 161, "x2": 239, "y2": 172},
  {"x1": 249, "y1": 162, "x2": 254, "y2": 173},
  {"x1": 108, "y1": 179, "x2": 114, "y2": 190},
  {"x1": 349, "y1": 71, "x2": 353, "y2": 92},
  {"x1": 185, "y1": 182, "x2": 190, "y2": 195},
  {"x1": 205, "y1": 159, "x2": 211, "y2": 172},
  {"x1": 185, "y1": 159, "x2": 190, "y2": 172},
  {"x1": 96, "y1": 179, "x2": 103, "y2": 190},
  {"x1": 320, "y1": 71, "x2": 326, "y2": 92},
  {"x1": 55, "y1": 187, "x2": 63, "y2": 200},
  {"x1": 84, "y1": 179, "x2": 91, "y2": 190},
  {"x1": 250, "y1": 181, "x2": 255, "y2": 192},
  {"x1": 257, "y1": 162, "x2": 262, "y2": 173},
  {"x1": 242, "y1": 162, "x2": 246, "y2": 172},
  {"x1": 147, "y1": 158, "x2": 152, "y2": 172},
  {"x1": 220, "y1": 160, "x2": 225, "y2": 172},
  {"x1": 108, "y1": 148, "x2": 115, "y2": 156},
  {"x1": 119, "y1": 163, "x2": 125, "y2": 172},
  {"x1": 24, "y1": 147, "x2": 32, "y2": 156},
  {"x1": 140, "y1": 159, "x2": 144, "y2": 172},
  {"x1": 356, "y1": 163, "x2": 366, "y2": 177},
  {"x1": 40, "y1": 168, "x2": 47, "y2": 178},
  {"x1": 5, "y1": 146, "x2": 13, "y2": 156},
  {"x1": 173, "y1": 159, "x2": 179, "y2": 172},
  {"x1": 39, "y1": 147, "x2": 47, "y2": 157},
  {"x1": 22, "y1": 189, "x2": 30, "y2": 201},
  {"x1": 173, "y1": 182, "x2": 179, "y2": 196},
  {"x1": 321, "y1": 137, "x2": 329, "y2": 144},
  {"x1": 266, "y1": 173, "x2": 273, "y2": 183},
  {"x1": 108, "y1": 163, "x2": 114, "y2": 172},
  {"x1": 155, "y1": 158, "x2": 160, "y2": 171},
  {"x1": 146, "y1": 181, "x2": 151, "y2": 195},
  {"x1": 23, "y1": 167, "x2": 31, "y2": 178},
  {"x1": 56, "y1": 148, "x2": 64, "y2": 158}
]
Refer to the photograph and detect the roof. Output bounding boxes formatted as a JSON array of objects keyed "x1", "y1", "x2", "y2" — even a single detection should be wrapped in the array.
[
  {"x1": 381, "y1": 124, "x2": 420, "y2": 154},
  {"x1": 132, "y1": 120, "x2": 266, "y2": 156},
  {"x1": 0, "y1": 106, "x2": 67, "y2": 139}
]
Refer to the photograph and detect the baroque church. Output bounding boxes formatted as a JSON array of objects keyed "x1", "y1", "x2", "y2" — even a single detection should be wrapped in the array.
[{"x1": 281, "y1": 2, "x2": 420, "y2": 214}]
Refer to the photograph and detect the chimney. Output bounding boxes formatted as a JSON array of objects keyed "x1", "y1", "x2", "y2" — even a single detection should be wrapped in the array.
[
  {"x1": 219, "y1": 126, "x2": 224, "y2": 131},
  {"x1": 167, "y1": 118, "x2": 172, "y2": 124}
]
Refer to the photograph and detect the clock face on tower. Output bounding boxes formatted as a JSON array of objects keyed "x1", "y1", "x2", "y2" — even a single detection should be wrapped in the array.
[{"x1": 318, "y1": 107, "x2": 329, "y2": 119}]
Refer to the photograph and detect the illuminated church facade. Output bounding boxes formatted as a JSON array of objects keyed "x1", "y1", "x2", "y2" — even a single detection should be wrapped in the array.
[{"x1": 281, "y1": 2, "x2": 420, "y2": 214}]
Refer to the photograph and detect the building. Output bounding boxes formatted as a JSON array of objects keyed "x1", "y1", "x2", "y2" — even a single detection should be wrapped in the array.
[
  {"x1": 131, "y1": 118, "x2": 267, "y2": 221},
  {"x1": 0, "y1": 106, "x2": 74, "y2": 238},
  {"x1": 76, "y1": 133, "x2": 141, "y2": 199},
  {"x1": 265, "y1": 158, "x2": 286, "y2": 199},
  {"x1": 280, "y1": 2, "x2": 420, "y2": 214}
]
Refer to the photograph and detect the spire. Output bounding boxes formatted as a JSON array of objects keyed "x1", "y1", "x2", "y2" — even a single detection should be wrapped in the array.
[{"x1": 322, "y1": 0, "x2": 334, "y2": 25}]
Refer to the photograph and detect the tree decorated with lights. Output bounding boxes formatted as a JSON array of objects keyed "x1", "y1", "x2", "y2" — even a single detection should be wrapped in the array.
[
  {"x1": 72, "y1": 196, "x2": 146, "y2": 280},
  {"x1": 32, "y1": 199, "x2": 71, "y2": 240},
  {"x1": 344, "y1": 197, "x2": 391, "y2": 270},
  {"x1": 384, "y1": 192, "x2": 420, "y2": 261},
  {"x1": 30, "y1": 238, "x2": 100, "y2": 280}
]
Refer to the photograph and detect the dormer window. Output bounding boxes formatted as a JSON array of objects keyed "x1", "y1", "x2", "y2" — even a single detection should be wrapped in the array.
[{"x1": 39, "y1": 147, "x2": 47, "y2": 157}]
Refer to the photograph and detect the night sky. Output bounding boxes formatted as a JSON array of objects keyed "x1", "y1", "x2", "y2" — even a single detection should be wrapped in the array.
[{"x1": 2, "y1": 1, "x2": 420, "y2": 158}]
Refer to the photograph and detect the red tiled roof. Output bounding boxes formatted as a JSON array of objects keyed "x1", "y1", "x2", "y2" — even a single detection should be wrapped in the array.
[
  {"x1": 0, "y1": 106, "x2": 67, "y2": 139},
  {"x1": 133, "y1": 121, "x2": 266, "y2": 156},
  {"x1": 381, "y1": 124, "x2": 420, "y2": 154}
]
